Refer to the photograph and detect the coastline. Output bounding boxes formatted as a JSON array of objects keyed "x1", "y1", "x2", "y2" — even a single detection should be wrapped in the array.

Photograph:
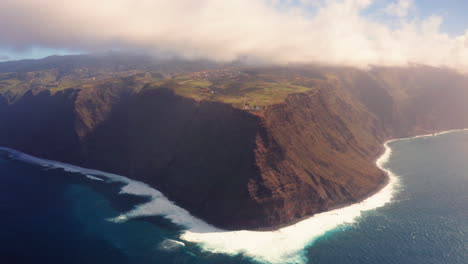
[
  {"x1": 247, "y1": 128, "x2": 468, "y2": 232},
  {"x1": 179, "y1": 135, "x2": 403, "y2": 263},
  {"x1": 1, "y1": 128, "x2": 468, "y2": 264},
  {"x1": 0, "y1": 136, "x2": 398, "y2": 264}
]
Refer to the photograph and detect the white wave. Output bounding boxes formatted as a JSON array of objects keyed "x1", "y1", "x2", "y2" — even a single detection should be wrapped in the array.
[
  {"x1": 86, "y1": 174, "x2": 105, "y2": 181},
  {"x1": 396, "y1": 128, "x2": 468, "y2": 141},
  {"x1": 158, "y1": 239, "x2": 186, "y2": 251},
  {"x1": 0, "y1": 145, "x2": 400, "y2": 263},
  {"x1": 0, "y1": 147, "x2": 218, "y2": 233},
  {"x1": 112, "y1": 180, "x2": 218, "y2": 233},
  {"x1": 180, "y1": 141, "x2": 401, "y2": 264},
  {"x1": 0, "y1": 147, "x2": 129, "y2": 182},
  {"x1": 1, "y1": 128, "x2": 466, "y2": 264},
  {"x1": 181, "y1": 128, "x2": 468, "y2": 263}
]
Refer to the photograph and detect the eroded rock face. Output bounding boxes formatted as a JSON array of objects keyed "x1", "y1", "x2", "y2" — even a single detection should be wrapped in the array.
[
  {"x1": 1, "y1": 66, "x2": 468, "y2": 230},
  {"x1": 0, "y1": 89, "x2": 82, "y2": 163},
  {"x1": 248, "y1": 87, "x2": 387, "y2": 228},
  {"x1": 79, "y1": 88, "x2": 265, "y2": 228},
  {"x1": 0, "y1": 94, "x2": 7, "y2": 106}
]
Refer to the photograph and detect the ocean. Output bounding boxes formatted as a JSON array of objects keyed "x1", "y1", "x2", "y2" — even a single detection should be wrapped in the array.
[{"x1": 0, "y1": 130, "x2": 467, "y2": 264}]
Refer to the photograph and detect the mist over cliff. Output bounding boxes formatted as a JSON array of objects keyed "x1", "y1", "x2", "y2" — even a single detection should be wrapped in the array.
[{"x1": 2, "y1": 0, "x2": 468, "y2": 71}]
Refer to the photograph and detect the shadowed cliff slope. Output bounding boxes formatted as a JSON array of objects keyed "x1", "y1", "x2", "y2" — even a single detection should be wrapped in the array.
[{"x1": 1, "y1": 58, "x2": 468, "y2": 229}]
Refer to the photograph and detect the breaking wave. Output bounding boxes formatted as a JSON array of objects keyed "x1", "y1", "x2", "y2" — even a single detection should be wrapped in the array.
[
  {"x1": 158, "y1": 239, "x2": 186, "y2": 251},
  {"x1": 9, "y1": 130, "x2": 468, "y2": 263},
  {"x1": 180, "y1": 140, "x2": 401, "y2": 264}
]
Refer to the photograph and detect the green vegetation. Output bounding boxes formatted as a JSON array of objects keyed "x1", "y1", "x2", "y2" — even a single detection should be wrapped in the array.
[
  {"x1": 212, "y1": 81, "x2": 314, "y2": 107},
  {"x1": 0, "y1": 63, "x2": 321, "y2": 109},
  {"x1": 163, "y1": 70, "x2": 319, "y2": 109}
]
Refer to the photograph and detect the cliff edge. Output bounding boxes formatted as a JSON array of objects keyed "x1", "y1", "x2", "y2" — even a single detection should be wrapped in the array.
[{"x1": 1, "y1": 63, "x2": 467, "y2": 230}]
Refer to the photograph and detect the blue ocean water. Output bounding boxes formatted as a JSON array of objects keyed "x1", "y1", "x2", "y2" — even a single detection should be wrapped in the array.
[{"x1": 0, "y1": 130, "x2": 467, "y2": 264}]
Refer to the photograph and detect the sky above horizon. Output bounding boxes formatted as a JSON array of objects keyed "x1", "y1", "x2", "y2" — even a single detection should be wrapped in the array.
[{"x1": 1, "y1": 0, "x2": 468, "y2": 71}]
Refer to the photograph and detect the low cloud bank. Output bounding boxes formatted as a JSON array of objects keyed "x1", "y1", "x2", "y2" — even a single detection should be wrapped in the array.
[{"x1": 1, "y1": 0, "x2": 468, "y2": 70}]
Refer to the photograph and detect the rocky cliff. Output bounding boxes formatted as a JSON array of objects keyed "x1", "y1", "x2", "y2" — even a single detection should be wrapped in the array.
[{"x1": 1, "y1": 64, "x2": 468, "y2": 230}]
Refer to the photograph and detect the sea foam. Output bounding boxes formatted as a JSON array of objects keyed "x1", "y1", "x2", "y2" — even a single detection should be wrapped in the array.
[
  {"x1": 5, "y1": 130, "x2": 466, "y2": 263},
  {"x1": 86, "y1": 175, "x2": 105, "y2": 181},
  {"x1": 179, "y1": 140, "x2": 401, "y2": 264}
]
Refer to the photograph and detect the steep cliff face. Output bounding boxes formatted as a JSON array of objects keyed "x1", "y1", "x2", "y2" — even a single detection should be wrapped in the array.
[
  {"x1": 0, "y1": 94, "x2": 6, "y2": 106},
  {"x1": 1, "y1": 66, "x2": 468, "y2": 230},
  {"x1": 339, "y1": 67, "x2": 468, "y2": 137},
  {"x1": 0, "y1": 89, "x2": 82, "y2": 162},
  {"x1": 79, "y1": 88, "x2": 265, "y2": 227},
  {"x1": 248, "y1": 81, "x2": 387, "y2": 228}
]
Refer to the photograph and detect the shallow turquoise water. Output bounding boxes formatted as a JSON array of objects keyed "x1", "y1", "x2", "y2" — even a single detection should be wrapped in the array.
[{"x1": 0, "y1": 131, "x2": 467, "y2": 263}]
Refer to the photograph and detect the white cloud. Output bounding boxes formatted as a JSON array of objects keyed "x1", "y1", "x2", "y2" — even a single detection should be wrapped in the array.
[
  {"x1": 0, "y1": 0, "x2": 467, "y2": 71},
  {"x1": 385, "y1": 0, "x2": 413, "y2": 17}
]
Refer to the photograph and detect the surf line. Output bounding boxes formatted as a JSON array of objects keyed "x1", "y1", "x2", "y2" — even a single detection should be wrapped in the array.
[
  {"x1": 0, "y1": 128, "x2": 466, "y2": 263},
  {"x1": 0, "y1": 142, "x2": 399, "y2": 264}
]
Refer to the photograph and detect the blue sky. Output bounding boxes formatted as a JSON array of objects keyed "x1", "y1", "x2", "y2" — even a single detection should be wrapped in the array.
[
  {"x1": 365, "y1": 0, "x2": 468, "y2": 35},
  {"x1": 0, "y1": 46, "x2": 81, "y2": 62},
  {"x1": 417, "y1": 0, "x2": 468, "y2": 35},
  {"x1": 0, "y1": 0, "x2": 467, "y2": 62}
]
